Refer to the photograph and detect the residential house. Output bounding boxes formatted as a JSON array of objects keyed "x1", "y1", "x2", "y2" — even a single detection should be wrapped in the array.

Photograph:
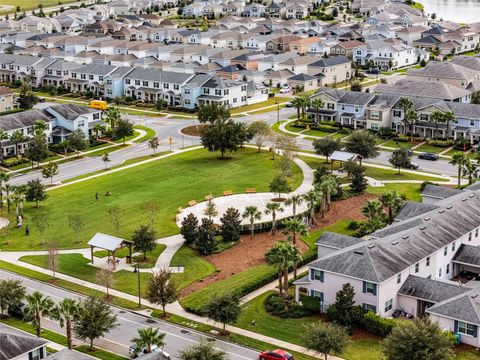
[
  {"x1": 266, "y1": 35, "x2": 304, "y2": 53},
  {"x1": 287, "y1": 73, "x2": 320, "y2": 92},
  {"x1": 243, "y1": 3, "x2": 266, "y2": 17},
  {"x1": 0, "y1": 86, "x2": 15, "y2": 113},
  {"x1": 197, "y1": 75, "x2": 249, "y2": 108},
  {"x1": 330, "y1": 40, "x2": 364, "y2": 59},
  {"x1": 0, "y1": 324, "x2": 48, "y2": 360},
  {"x1": 306, "y1": 55, "x2": 352, "y2": 86},
  {"x1": 289, "y1": 37, "x2": 324, "y2": 55}
]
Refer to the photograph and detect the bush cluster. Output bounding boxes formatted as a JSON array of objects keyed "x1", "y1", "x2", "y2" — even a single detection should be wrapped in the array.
[
  {"x1": 264, "y1": 293, "x2": 313, "y2": 318},
  {"x1": 358, "y1": 311, "x2": 396, "y2": 337}
]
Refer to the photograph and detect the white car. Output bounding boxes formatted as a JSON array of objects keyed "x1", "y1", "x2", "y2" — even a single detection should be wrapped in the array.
[
  {"x1": 129, "y1": 344, "x2": 171, "y2": 359},
  {"x1": 279, "y1": 87, "x2": 291, "y2": 94}
]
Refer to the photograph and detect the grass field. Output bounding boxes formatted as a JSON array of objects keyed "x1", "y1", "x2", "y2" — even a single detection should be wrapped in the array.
[
  {"x1": 170, "y1": 245, "x2": 217, "y2": 290},
  {"x1": 230, "y1": 97, "x2": 291, "y2": 115},
  {"x1": 0, "y1": 148, "x2": 302, "y2": 250},
  {"x1": 0, "y1": 0, "x2": 79, "y2": 13},
  {"x1": 133, "y1": 125, "x2": 156, "y2": 143},
  {"x1": 414, "y1": 144, "x2": 448, "y2": 154},
  {"x1": 367, "y1": 183, "x2": 423, "y2": 202}
]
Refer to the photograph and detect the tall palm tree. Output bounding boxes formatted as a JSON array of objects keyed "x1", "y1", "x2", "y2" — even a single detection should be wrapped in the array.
[
  {"x1": 404, "y1": 108, "x2": 418, "y2": 139},
  {"x1": 285, "y1": 194, "x2": 303, "y2": 217},
  {"x1": 310, "y1": 98, "x2": 324, "y2": 126},
  {"x1": 397, "y1": 97, "x2": 413, "y2": 134},
  {"x1": 131, "y1": 327, "x2": 166, "y2": 354},
  {"x1": 265, "y1": 202, "x2": 284, "y2": 235},
  {"x1": 318, "y1": 175, "x2": 337, "y2": 213},
  {"x1": 242, "y1": 206, "x2": 262, "y2": 238},
  {"x1": 462, "y1": 160, "x2": 478, "y2": 185},
  {"x1": 197, "y1": 102, "x2": 230, "y2": 124},
  {"x1": 93, "y1": 124, "x2": 105, "y2": 141},
  {"x1": 0, "y1": 128, "x2": 8, "y2": 162},
  {"x1": 303, "y1": 190, "x2": 322, "y2": 224},
  {"x1": 291, "y1": 97, "x2": 303, "y2": 122},
  {"x1": 299, "y1": 95, "x2": 310, "y2": 123},
  {"x1": 380, "y1": 190, "x2": 406, "y2": 224},
  {"x1": 0, "y1": 172, "x2": 10, "y2": 208},
  {"x1": 450, "y1": 152, "x2": 469, "y2": 189},
  {"x1": 443, "y1": 111, "x2": 455, "y2": 139},
  {"x1": 429, "y1": 111, "x2": 443, "y2": 140},
  {"x1": 4, "y1": 183, "x2": 13, "y2": 213},
  {"x1": 9, "y1": 130, "x2": 24, "y2": 159},
  {"x1": 105, "y1": 107, "x2": 121, "y2": 131},
  {"x1": 265, "y1": 242, "x2": 287, "y2": 296},
  {"x1": 362, "y1": 200, "x2": 383, "y2": 222},
  {"x1": 56, "y1": 298, "x2": 79, "y2": 349},
  {"x1": 24, "y1": 291, "x2": 56, "y2": 337},
  {"x1": 282, "y1": 217, "x2": 308, "y2": 247}
]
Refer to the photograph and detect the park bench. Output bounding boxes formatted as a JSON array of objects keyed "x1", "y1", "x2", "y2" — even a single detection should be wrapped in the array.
[
  {"x1": 188, "y1": 200, "x2": 197, "y2": 207},
  {"x1": 245, "y1": 188, "x2": 257, "y2": 194},
  {"x1": 223, "y1": 190, "x2": 233, "y2": 196}
]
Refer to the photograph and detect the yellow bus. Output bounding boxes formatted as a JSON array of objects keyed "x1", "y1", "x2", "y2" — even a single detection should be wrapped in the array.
[{"x1": 88, "y1": 100, "x2": 108, "y2": 110}]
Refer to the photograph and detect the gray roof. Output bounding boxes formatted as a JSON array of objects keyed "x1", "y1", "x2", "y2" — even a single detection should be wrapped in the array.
[
  {"x1": 465, "y1": 181, "x2": 480, "y2": 191},
  {"x1": 310, "y1": 55, "x2": 350, "y2": 67},
  {"x1": 398, "y1": 275, "x2": 471, "y2": 303},
  {"x1": 0, "y1": 325, "x2": 48, "y2": 360},
  {"x1": 0, "y1": 109, "x2": 54, "y2": 131},
  {"x1": 453, "y1": 244, "x2": 480, "y2": 266},
  {"x1": 427, "y1": 288, "x2": 480, "y2": 325},
  {"x1": 126, "y1": 68, "x2": 193, "y2": 84},
  {"x1": 185, "y1": 74, "x2": 212, "y2": 88},
  {"x1": 47, "y1": 104, "x2": 98, "y2": 121},
  {"x1": 315, "y1": 231, "x2": 363, "y2": 249},
  {"x1": 371, "y1": 218, "x2": 424, "y2": 238},
  {"x1": 73, "y1": 63, "x2": 118, "y2": 76},
  {"x1": 288, "y1": 73, "x2": 317, "y2": 81},
  {"x1": 46, "y1": 349, "x2": 94, "y2": 360},
  {"x1": 421, "y1": 184, "x2": 463, "y2": 200},
  {"x1": 331, "y1": 150, "x2": 362, "y2": 162},
  {"x1": 394, "y1": 201, "x2": 439, "y2": 221},
  {"x1": 312, "y1": 87, "x2": 375, "y2": 105},
  {"x1": 87, "y1": 232, "x2": 127, "y2": 251}
]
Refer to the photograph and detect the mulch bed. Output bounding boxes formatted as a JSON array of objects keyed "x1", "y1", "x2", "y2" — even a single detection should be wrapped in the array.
[
  {"x1": 180, "y1": 124, "x2": 207, "y2": 137},
  {"x1": 179, "y1": 193, "x2": 376, "y2": 297}
]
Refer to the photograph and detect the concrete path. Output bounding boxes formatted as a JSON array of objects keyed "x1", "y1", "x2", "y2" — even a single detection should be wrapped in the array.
[{"x1": 153, "y1": 234, "x2": 185, "y2": 273}]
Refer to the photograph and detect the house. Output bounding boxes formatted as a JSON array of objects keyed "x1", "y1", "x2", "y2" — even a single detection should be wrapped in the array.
[
  {"x1": 289, "y1": 37, "x2": 324, "y2": 55},
  {"x1": 0, "y1": 86, "x2": 15, "y2": 113},
  {"x1": 306, "y1": 55, "x2": 352, "y2": 86},
  {"x1": 197, "y1": 75, "x2": 249, "y2": 109},
  {"x1": 330, "y1": 40, "x2": 364, "y2": 59},
  {"x1": 243, "y1": 3, "x2": 266, "y2": 18},
  {"x1": 287, "y1": 73, "x2": 320, "y2": 92},
  {"x1": 294, "y1": 186, "x2": 480, "y2": 349},
  {"x1": 183, "y1": 3, "x2": 205, "y2": 18},
  {"x1": 0, "y1": 324, "x2": 48, "y2": 360},
  {"x1": 266, "y1": 35, "x2": 304, "y2": 53}
]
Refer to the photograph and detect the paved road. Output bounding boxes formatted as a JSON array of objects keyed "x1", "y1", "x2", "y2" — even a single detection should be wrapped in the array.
[{"x1": 1, "y1": 270, "x2": 260, "y2": 360}]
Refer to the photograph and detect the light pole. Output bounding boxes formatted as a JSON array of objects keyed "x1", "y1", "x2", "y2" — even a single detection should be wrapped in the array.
[
  {"x1": 276, "y1": 101, "x2": 279, "y2": 124},
  {"x1": 133, "y1": 264, "x2": 141, "y2": 308}
]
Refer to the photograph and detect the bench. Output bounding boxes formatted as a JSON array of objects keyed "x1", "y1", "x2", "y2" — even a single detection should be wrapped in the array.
[
  {"x1": 204, "y1": 194, "x2": 213, "y2": 201},
  {"x1": 223, "y1": 190, "x2": 233, "y2": 196},
  {"x1": 245, "y1": 188, "x2": 257, "y2": 194},
  {"x1": 188, "y1": 200, "x2": 197, "y2": 207}
]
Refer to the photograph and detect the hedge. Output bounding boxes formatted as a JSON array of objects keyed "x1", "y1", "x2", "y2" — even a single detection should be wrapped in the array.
[
  {"x1": 264, "y1": 293, "x2": 313, "y2": 318},
  {"x1": 359, "y1": 311, "x2": 396, "y2": 337},
  {"x1": 1, "y1": 157, "x2": 29, "y2": 168},
  {"x1": 427, "y1": 140, "x2": 454, "y2": 147}
]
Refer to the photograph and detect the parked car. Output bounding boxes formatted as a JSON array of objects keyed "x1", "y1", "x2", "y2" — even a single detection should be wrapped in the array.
[
  {"x1": 129, "y1": 345, "x2": 171, "y2": 359},
  {"x1": 285, "y1": 101, "x2": 293, "y2": 107},
  {"x1": 259, "y1": 349, "x2": 294, "y2": 360},
  {"x1": 418, "y1": 152, "x2": 439, "y2": 161},
  {"x1": 405, "y1": 161, "x2": 419, "y2": 170},
  {"x1": 8, "y1": 302, "x2": 26, "y2": 319},
  {"x1": 279, "y1": 87, "x2": 291, "y2": 94},
  {"x1": 37, "y1": 96, "x2": 46, "y2": 102}
]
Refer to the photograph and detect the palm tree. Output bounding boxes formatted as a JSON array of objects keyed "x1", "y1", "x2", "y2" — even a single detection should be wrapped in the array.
[
  {"x1": 303, "y1": 190, "x2": 322, "y2": 224},
  {"x1": 285, "y1": 194, "x2": 303, "y2": 217},
  {"x1": 0, "y1": 128, "x2": 8, "y2": 162},
  {"x1": 9, "y1": 130, "x2": 24, "y2": 159},
  {"x1": 429, "y1": 111, "x2": 443, "y2": 140},
  {"x1": 310, "y1": 98, "x2": 324, "y2": 126},
  {"x1": 24, "y1": 291, "x2": 55, "y2": 337},
  {"x1": 93, "y1": 124, "x2": 105, "y2": 141},
  {"x1": 362, "y1": 200, "x2": 383, "y2": 222},
  {"x1": 462, "y1": 160, "x2": 478, "y2": 185},
  {"x1": 242, "y1": 206, "x2": 262, "y2": 238},
  {"x1": 404, "y1": 109, "x2": 418, "y2": 140},
  {"x1": 380, "y1": 190, "x2": 406, "y2": 224},
  {"x1": 443, "y1": 111, "x2": 455, "y2": 139},
  {"x1": 265, "y1": 242, "x2": 287, "y2": 296},
  {"x1": 291, "y1": 96, "x2": 303, "y2": 122},
  {"x1": 56, "y1": 298, "x2": 79, "y2": 349},
  {"x1": 105, "y1": 107, "x2": 121, "y2": 131},
  {"x1": 398, "y1": 97, "x2": 413, "y2": 134},
  {"x1": 450, "y1": 152, "x2": 469, "y2": 189},
  {"x1": 197, "y1": 102, "x2": 230, "y2": 124},
  {"x1": 282, "y1": 217, "x2": 308, "y2": 247},
  {"x1": 265, "y1": 202, "x2": 284, "y2": 235},
  {"x1": 131, "y1": 327, "x2": 166, "y2": 354},
  {"x1": 4, "y1": 183, "x2": 13, "y2": 213},
  {"x1": 148, "y1": 137, "x2": 159, "y2": 155},
  {"x1": 0, "y1": 172, "x2": 10, "y2": 208},
  {"x1": 318, "y1": 175, "x2": 337, "y2": 213},
  {"x1": 299, "y1": 95, "x2": 310, "y2": 123}
]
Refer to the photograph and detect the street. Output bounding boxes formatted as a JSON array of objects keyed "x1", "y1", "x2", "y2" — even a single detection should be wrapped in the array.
[{"x1": 0, "y1": 270, "x2": 260, "y2": 360}]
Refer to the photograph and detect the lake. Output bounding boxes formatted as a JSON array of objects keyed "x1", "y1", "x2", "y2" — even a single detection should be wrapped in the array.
[{"x1": 420, "y1": 0, "x2": 480, "y2": 24}]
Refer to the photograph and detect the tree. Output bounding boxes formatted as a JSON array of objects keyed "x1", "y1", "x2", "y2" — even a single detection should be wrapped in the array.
[
  {"x1": 219, "y1": 207, "x2": 241, "y2": 243},
  {"x1": 204, "y1": 293, "x2": 241, "y2": 333},
  {"x1": 197, "y1": 103, "x2": 230, "y2": 124},
  {"x1": 0, "y1": 172, "x2": 11, "y2": 208},
  {"x1": 303, "y1": 190, "x2": 322, "y2": 224},
  {"x1": 41, "y1": 162, "x2": 59, "y2": 185},
  {"x1": 179, "y1": 342, "x2": 227, "y2": 360},
  {"x1": 24, "y1": 291, "x2": 55, "y2": 337},
  {"x1": 105, "y1": 107, "x2": 121, "y2": 131},
  {"x1": 195, "y1": 217, "x2": 216, "y2": 255},
  {"x1": 201, "y1": 119, "x2": 247, "y2": 158},
  {"x1": 98, "y1": 265, "x2": 114, "y2": 298},
  {"x1": 131, "y1": 327, "x2": 166, "y2": 354},
  {"x1": 67, "y1": 211, "x2": 85, "y2": 244},
  {"x1": 275, "y1": 135, "x2": 299, "y2": 178},
  {"x1": 17, "y1": 81, "x2": 38, "y2": 110},
  {"x1": 73, "y1": 297, "x2": 118, "y2": 351},
  {"x1": 142, "y1": 201, "x2": 159, "y2": 228},
  {"x1": 264, "y1": 202, "x2": 284, "y2": 235},
  {"x1": 463, "y1": 160, "x2": 479, "y2": 185},
  {"x1": 443, "y1": 111, "x2": 455, "y2": 139},
  {"x1": 404, "y1": 109, "x2": 418, "y2": 140},
  {"x1": 180, "y1": 213, "x2": 199, "y2": 246},
  {"x1": 25, "y1": 179, "x2": 47, "y2": 207},
  {"x1": 450, "y1": 152, "x2": 469, "y2": 188},
  {"x1": 248, "y1": 120, "x2": 271, "y2": 152},
  {"x1": 304, "y1": 321, "x2": 350, "y2": 360},
  {"x1": 472, "y1": 91, "x2": 480, "y2": 105},
  {"x1": 9, "y1": 130, "x2": 24, "y2": 159},
  {"x1": 132, "y1": 225, "x2": 157, "y2": 260},
  {"x1": 31, "y1": 210, "x2": 50, "y2": 245},
  {"x1": 380, "y1": 191, "x2": 406, "y2": 224},
  {"x1": 269, "y1": 174, "x2": 291, "y2": 199},
  {"x1": 56, "y1": 298, "x2": 80, "y2": 349},
  {"x1": 69, "y1": 129, "x2": 87, "y2": 158},
  {"x1": 283, "y1": 217, "x2": 308, "y2": 247},
  {"x1": 313, "y1": 137, "x2": 342, "y2": 164},
  {"x1": 285, "y1": 194, "x2": 303, "y2": 217},
  {"x1": 25, "y1": 132, "x2": 49, "y2": 168},
  {"x1": 349, "y1": 162, "x2": 368, "y2": 193},
  {"x1": 327, "y1": 283, "x2": 357, "y2": 331},
  {"x1": 242, "y1": 206, "x2": 262, "y2": 238},
  {"x1": 383, "y1": 317, "x2": 454, "y2": 360},
  {"x1": 102, "y1": 153, "x2": 111, "y2": 169},
  {"x1": 114, "y1": 118, "x2": 134, "y2": 144},
  {"x1": 148, "y1": 136, "x2": 160, "y2": 155},
  {"x1": 310, "y1": 97, "x2": 324, "y2": 125},
  {"x1": 362, "y1": 200, "x2": 384, "y2": 222},
  {"x1": 350, "y1": 81, "x2": 362, "y2": 92},
  {"x1": 398, "y1": 97, "x2": 413, "y2": 117},
  {"x1": 344, "y1": 130, "x2": 379, "y2": 162},
  {"x1": 92, "y1": 124, "x2": 105, "y2": 141},
  {"x1": 46, "y1": 240, "x2": 59, "y2": 280},
  {"x1": 107, "y1": 206, "x2": 122, "y2": 236},
  {"x1": 429, "y1": 111, "x2": 444, "y2": 140},
  {"x1": 318, "y1": 175, "x2": 337, "y2": 213},
  {"x1": 146, "y1": 268, "x2": 177, "y2": 318},
  {"x1": 389, "y1": 148, "x2": 412, "y2": 175},
  {"x1": 203, "y1": 198, "x2": 217, "y2": 220},
  {"x1": 0, "y1": 279, "x2": 26, "y2": 316}
]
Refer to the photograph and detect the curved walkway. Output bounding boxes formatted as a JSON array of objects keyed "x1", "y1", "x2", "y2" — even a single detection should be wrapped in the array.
[{"x1": 176, "y1": 157, "x2": 315, "y2": 227}]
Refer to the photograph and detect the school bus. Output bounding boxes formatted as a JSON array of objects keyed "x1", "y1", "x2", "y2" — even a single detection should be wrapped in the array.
[{"x1": 88, "y1": 100, "x2": 108, "y2": 110}]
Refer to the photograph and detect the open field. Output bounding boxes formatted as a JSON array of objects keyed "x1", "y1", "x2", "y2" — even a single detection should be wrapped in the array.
[
  {"x1": 230, "y1": 97, "x2": 291, "y2": 114},
  {"x1": 0, "y1": 0, "x2": 79, "y2": 13}
]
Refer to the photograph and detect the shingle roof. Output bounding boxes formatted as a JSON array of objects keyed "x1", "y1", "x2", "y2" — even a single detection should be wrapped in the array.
[
  {"x1": 394, "y1": 201, "x2": 439, "y2": 221},
  {"x1": 427, "y1": 288, "x2": 480, "y2": 325},
  {"x1": 48, "y1": 104, "x2": 98, "y2": 121},
  {"x1": 310, "y1": 55, "x2": 350, "y2": 67},
  {"x1": 421, "y1": 184, "x2": 463, "y2": 200},
  {"x1": 0, "y1": 325, "x2": 48, "y2": 360},
  {"x1": 453, "y1": 244, "x2": 480, "y2": 266},
  {"x1": 0, "y1": 109, "x2": 54, "y2": 131},
  {"x1": 398, "y1": 275, "x2": 471, "y2": 303},
  {"x1": 315, "y1": 231, "x2": 363, "y2": 249}
]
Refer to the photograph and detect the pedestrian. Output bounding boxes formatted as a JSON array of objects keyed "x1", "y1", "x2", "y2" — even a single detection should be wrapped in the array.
[
  {"x1": 25, "y1": 224, "x2": 30, "y2": 236},
  {"x1": 95, "y1": 192, "x2": 99, "y2": 201}
]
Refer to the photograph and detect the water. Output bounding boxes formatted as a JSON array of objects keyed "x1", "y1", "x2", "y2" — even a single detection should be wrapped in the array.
[{"x1": 419, "y1": 0, "x2": 480, "y2": 24}]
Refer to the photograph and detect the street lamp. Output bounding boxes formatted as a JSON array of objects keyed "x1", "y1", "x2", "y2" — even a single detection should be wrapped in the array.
[
  {"x1": 276, "y1": 101, "x2": 280, "y2": 124},
  {"x1": 133, "y1": 264, "x2": 141, "y2": 308}
]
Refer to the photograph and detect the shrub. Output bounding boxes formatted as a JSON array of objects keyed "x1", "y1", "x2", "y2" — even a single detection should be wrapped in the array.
[
  {"x1": 359, "y1": 311, "x2": 396, "y2": 337},
  {"x1": 395, "y1": 135, "x2": 410, "y2": 142},
  {"x1": 427, "y1": 140, "x2": 454, "y2": 148},
  {"x1": 2, "y1": 157, "x2": 30, "y2": 168},
  {"x1": 348, "y1": 220, "x2": 360, "y2": 230},
  {"x1": 315, "y1": 125, "x2": 337, "y2": 133},
  {"x1": 378, "y1": 126, "x2": 395, "y2": 139},
  {"x1": 264, "y1": 293, "x2": 312, "y2": 318},
  {"x1": 300, "y1": 295, "x2": 322, "y2": 314},
  {"x1": 420, "y1": 181, "x2": 434, "y2": 191},
  {"x1": 337, "y1": 128, "x2": 352, "y2": 135}
]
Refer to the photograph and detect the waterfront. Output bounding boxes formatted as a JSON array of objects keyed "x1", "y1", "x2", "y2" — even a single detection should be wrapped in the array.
[{"x1": 419, "y1": 0, "x2": 480, "y2": 23}]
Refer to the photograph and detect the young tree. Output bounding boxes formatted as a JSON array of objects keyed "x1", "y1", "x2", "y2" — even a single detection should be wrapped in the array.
[
  {"x1": 17, "y1": 81, "x2": 38, "y2": 110},
  {"x1": 73, "y1": 297, "x2": 118, "y2": 351},
  {"x1": 114, "y1": 118, "x2": 134, "y2": 144},
  {"x1": 327, "y1": 283, "x2": 357, "y2": 332},
  {"x1": 67, "y1": 211, "x2": 85, "y2": 244},
  {"x1": 303, "y1": 321, "x2": 350, "y2": 360},
  {"x1": 349, "y1": 163, "x2": 368, "y2": 194},
  {"x1": 269, "y1": 174, "x2": 291, "y2": 200},
  {"x1": 0, "y1": 172, "x2": 10, "y2": 208},
  {"x1": 204, "y1": 293, "x2": 241, "y2": 333},
  {"x1": 380, "y1": 190, "x2": 406, "y2": 224},
  {"x1": 148, "y1": 136, "x2": 160, "y2": 155},
  {"x1": 389, "y1": 148, "x2": 412, "y2": 175},
  {"x1": 203, "y1": 198, "x2": 218, "y2": 220},
  {"x1": 195, "y1": 217, "x2": 216, "y2": 255},
  {"x1": 56, "y1": 298, "x2": 80, "y2": 350},
  {"x1": 318, "y1": 174, "x2": 337, "y2": 212},
  {"x1": 303, "y1": 190, "x2": 322, "y2": 224},
  {"x1": 41, "y1": 162, "x2": 59, "y2": 185},
  {"x1": 197, "y1": 103, "x2": 230, "y2": 124},
  {"x1": 450, "y1": 152, "x2": 469, "y2": 189},
  {"x1": 285, "y1": 194, "x2": 303, "y2": 217},
  {"x1": 201, "y1": 119, "x2": 247, "y2": 158},
  {"x1": 383, "y1": 317, "x2": 454, "y2": 360},
  {"x1": 146, "y1": 268, "x2": 177, "y2": 318},
  {"x1": 102, "y1": 153, "x2": 111, "y2": 169},
  {"x1": 107, "y1": 206, "x2": 122, "y2": 236},
  {"x1": 283, "y1": 217, "x2": 308, "y2": 247},
  {"x1": 180, "y1": 213, "x2": 198, "y2": 246},
  {"x1": 219, "y1": 207, "x2": 241, "y2": 243},
  {"x1": 265, "y1": 202, "x2": 284, "y2": 235},
  {"x1": 24, "y1": 291, "x2": 55, "y2": 337},
  {"x1": 31, "y1": 210, "x2": 50, "y2": 245},
  {"x1": 25, "y1": 179, "x2": 47, "y2": 207},
  {"x1": 242, "y1": 206, "x2": 262, "y2": 238},
  {"x1": 313, "y1": 137, "x2": 342, "y2": 163},
  {"x1": 98, "y1": 265, "x2": 114, "y2": 299},
  {"x1": 142, "y1": 201, "x2": 159, "y2": 228},
  {"x1": 131, "y1": 327, "x2": 166, "y2": 354},
  {"x1": 350, "y1": 81, "x2": 362, "y2": 92},
  {"x1": 132, "y1": 225, "x2": 157, "y2": 260},
  {"x1": 344, "y1": 130, "x2": 379, "y2": 163},
  {"x1": 0, "y1": 279, "x2": 26, "y2": 316},
  {"x1": 247, "y1": 120, "x2": 271, "y2": 152},
  {"x1": 46, "y1": 240, "x2": 59, "y2": 280},
  {"x1": 25, "y1": 132, "x2": 49, "y2": 168},
  {"x1": 274, "y1": 136, "x2": 299, "y2": 178},
  {"x1": 179, "y1": 342, "x2": 227, "y2": 360},
  {"x1": 105, "y1": 107, "x2": 121, "y2": 131}
]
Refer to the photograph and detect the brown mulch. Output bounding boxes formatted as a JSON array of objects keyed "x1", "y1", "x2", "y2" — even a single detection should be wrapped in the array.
[
  {"x1": 179, "y1": 124, "x2": 207, "y2": 137},
  {"x1": 179, "y1": 193, "x2": 376, "y2": 297}
]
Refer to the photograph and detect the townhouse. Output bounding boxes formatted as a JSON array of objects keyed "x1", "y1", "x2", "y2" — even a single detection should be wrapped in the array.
[
  {"x1": 295, "y1": 186, "x2": 480, "y2": 347},
  {"x1": 306, "y1": 55, "x2": 352, "y2": 86},
  {"x1": 0, "y1": 86, "x2": 16, "y2": 113}
]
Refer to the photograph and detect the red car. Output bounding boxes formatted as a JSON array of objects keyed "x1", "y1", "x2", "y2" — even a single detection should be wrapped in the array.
[{"x1": 259, "y1": 349, "x2": 294, "y2": 360}]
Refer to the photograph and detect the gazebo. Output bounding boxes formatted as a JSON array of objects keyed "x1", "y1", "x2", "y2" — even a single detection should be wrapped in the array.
[
  {"x1": 87, "y1": 232, "x2": 133, "y2": 269},
  {"x1": 330, "y1": 150, "x2": 363, "y2": 170}
]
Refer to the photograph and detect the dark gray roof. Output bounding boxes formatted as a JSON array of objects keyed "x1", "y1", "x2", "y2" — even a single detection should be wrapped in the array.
[
  {"x1": 126, "y1": 68, "x2": 193, "y2": 84},
  {"x1": 453, "y1": 244, "x2": 480, "y2": 266},
  {"x1": 312, "y1": 87, "x2": 374, "y2": 105},
  {"x1": 465, "y1": 182, "x2": 480, "y2": 191},
  {"x1": 47, "y1": 104, "x2": 98, "y2": 121},
  {"x1": 395, "y1": 201, "x2": 439, "y2": 221},
  {"x1": 427, "y1": 288, "x2": 480, "y2": 325},
  {"x1": 0, "y1": 325, "x2": 48, "y2": 360},
  {"x1": 422, "y1": 184, "x2": 463, "y2": 200},
  {"x1": 398, "y1": 275, "x2": 471, "y2": 303},
  {"x1": 315, "y1": 231, "x2": 363, "y2": 249},
  {"x1": 288, "y1": 73, "x2": 317, "y2": 81},
  {"x1": 309, "y1": 55, "x2": 350, "y2": 68},
  {"x1": 0, "y1": 109, "x2": 54, "y2": 131},
  {"x1": 292, "y1": 274, "x2": 310, "y2": 285},
  {"x1": 46, "y1": 349, "x2": 93, "y2": 360}
]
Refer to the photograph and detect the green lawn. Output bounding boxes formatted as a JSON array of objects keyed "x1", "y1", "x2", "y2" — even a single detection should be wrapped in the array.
[
  {"x1": 381, "y1": 140, "x2": 418, "y2": 149},
  {"x1": 368, "y1": 183, "x2": 422, "y2": 202},
  {"x1": 301, "y1": 220, "x2": 357, "y2": 255},
  {"x1": 94, "y1": 243, "x2": 168, "y2": 269},
  {"x1": 170, "y1": 245, "x2": 217, "y2": 290},
  {"x1": 414, "y1": 144, "x2": 448, "y2": 154},
  {"x1": 230, "y1": 97, "x2": 291, "y2": 115},
  {"x1": 302, "y1": 129, "x2": 334, "y2": 137},
  {"x1": 0, "y1": 0, "x2": 79, "y2": 12},
  {"x1": 455, "y1": 351, "x2": 480, "y2": 360},
  {"x1": 84, "y1": 145, "x2": 127, "y2": 157},
  {"x1": 284, "y1": 123, "x2": 305, "y2": 133},
  {"x1": 0, "y1": 148, "x2": 302, "y2": 250},
  {"x1": 113, "y1": 130, "x2": 141, "y2": 144},
  {"x1": 133, "y1": 126, "x2": 156, "y2": 143},
  {"x1": 271, "y1": 121, "x2": 297, "y2": 137}
]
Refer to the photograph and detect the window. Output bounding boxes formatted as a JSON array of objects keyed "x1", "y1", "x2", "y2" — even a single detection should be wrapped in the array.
[
  {"x1": 135, "y1": 80, "x2": 140, "y2": 86},
  {"x1": 363, "y1": 281, "x2": 377, "y2": 295},
  {"x1": 370, "y1": 110, "x2": 379, "y2": 119},
  {"x1": 77, "y1": 120, "x2": 85, "y2": 127},
  {"x1": 362, "y1": 303, "x2": 376, "y2": 312},
  {"x1": 469, "y1": 232, "x2": 472, "y2": 241},
  {"x1": 154, "y1": 82, "x2": 159, "y2": 88},
  {"x1": 456, "y1": 321, "x2": 478, "y2": 337},
  {"x1": 426, "y1": 257, "x2": 430, "y2": 266},
  {"x1": 89, "y1": 75, "x2": 93, "y2": 80},
  {"x1": 446, "y1": 264, "x2": 450, "y2": 274},
  {"x1": 125, "y1": 79, "x2": 130, "y2": 84},
  {"x1": 163, "y1": 83, "x2": 169, "y2": 89},
  {"x1": 310, "y1": 269, "x2": 324, "y2": 282},
  {"x1": 385, "y1": 299, "x2": 393, "y2": 312},
  {"x1": 327, "y1": 103, "x2": 334, "y2": 110},
  {"x1": 444, "y1": 246, "x2": 448, "y2": 256},
  {"x1": 184, "y1": 99, "x2": 191, "y2": 105},
  {"x1": 397, "y1": 273, "x2": 401, "y2": 284},
  {"x1": 452, "y1": 242, "x2": 456, "y2": 252},
  {"x1": 99, "y1": 76, "x2": 103, "y2": 81},
  {"x1": 476, "y1": 228, "x2": 479, "y2": 238},
  {"x1": 143, "y1": 81, "x2": 148, "y2": 86},
  {"x1": 174, "y1": 84, "x2": 179, "y2": 90},
  {"x1": 393, "y1": 110, "x2": 401, "y2": 117},
  {"x1": 215, "y1": 89, "x2": 222, "y2": 96},
  {"x1": 415, "y1": 263, "x2": 419, "y2": 273},
  {"x1": 30, "y1": 348, "x2": 44, "y2": 360},
  {"x1": 438, "y1": 268, "x2": 442, "y2": 277},
  {"x1": 311, "y1": 290, "x2": 324, "y2": 302},
  {"x1": 371, "y1": 123, "x2": 379, "y2": 131}
]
